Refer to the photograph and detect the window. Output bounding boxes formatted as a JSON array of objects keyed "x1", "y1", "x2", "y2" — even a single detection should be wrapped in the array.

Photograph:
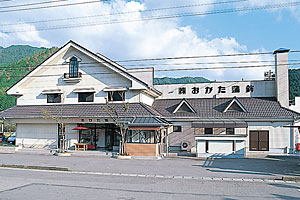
[
  {"x1": 69, "y1": 57, "x2": 79, "y2": 78},
  {"x1": 108, "y1": 91, "x2": 125, "y2": 101},
  {"x1": 78, "y1": 92, "x2": 94, "y2": 102},
  {"x1": 173, "y1": 126, "x2": 182, "y2": 132},
  {"x1": 204, "y1": 128, "x2": 213, "y2": 134},
  {"x1": 226, "y1": 128, "x2": 235, "y2": 135},
  {"x1": 127, "y1": 130, "x2": 156, "y2": 144},
  {"x1": 47, "y1": 94, "x2": 61, "y2": 103}
]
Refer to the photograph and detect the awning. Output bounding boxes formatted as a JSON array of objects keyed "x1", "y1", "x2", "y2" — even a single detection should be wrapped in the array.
[
  {"x1": 42, "y1": 89, "x2": 63, "y2": 94},
  {"x1": 73, "y1": 127, "x2": 89, "y2": 130},
  {"x1": 103, "y1": 87, "x2": 128, "y2": 92},
  {"x1": 192, "y1": 120, "x2": 248, "y2": 128},
  {"x1": 73, "y1": 87, "x2": 96, "y2": 93}
]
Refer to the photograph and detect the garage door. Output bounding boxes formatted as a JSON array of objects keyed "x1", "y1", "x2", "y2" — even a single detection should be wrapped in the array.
[{"x1": 250, "y1": 131, "x2": 269, "y2": 151}]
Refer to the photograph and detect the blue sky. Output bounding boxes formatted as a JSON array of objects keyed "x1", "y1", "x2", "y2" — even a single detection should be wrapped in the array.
[{"x1": 0, "y1": 0, "x2": 299, "y2": 80}]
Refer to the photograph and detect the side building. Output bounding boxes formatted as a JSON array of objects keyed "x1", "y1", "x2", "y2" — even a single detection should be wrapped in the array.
[{"x1": 0, "y1": 41, "x2": 298, "y2": 157}]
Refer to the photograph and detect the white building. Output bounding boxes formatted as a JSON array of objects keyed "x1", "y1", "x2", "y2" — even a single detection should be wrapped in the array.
[{"x1": 0, "y1": 41, "x2": 298, "y2": 157}]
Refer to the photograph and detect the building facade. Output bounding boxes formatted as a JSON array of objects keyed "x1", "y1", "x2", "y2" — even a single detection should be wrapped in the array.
[{"x1": 0, "y1": 41, "x2": 298, "y2": 157}]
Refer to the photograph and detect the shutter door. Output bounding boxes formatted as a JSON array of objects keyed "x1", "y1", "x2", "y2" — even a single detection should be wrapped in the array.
[
  {"x1": 258, "y1": 131, "x2": 269, "y2": 151},
  {"x1": 250, "y1": 131, "x2": 259, "y2": 151}
]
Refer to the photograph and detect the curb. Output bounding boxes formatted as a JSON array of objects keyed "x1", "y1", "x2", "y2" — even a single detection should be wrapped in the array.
[{"x1": 0, "y1": 165, "x2": 299, "y2": 184}]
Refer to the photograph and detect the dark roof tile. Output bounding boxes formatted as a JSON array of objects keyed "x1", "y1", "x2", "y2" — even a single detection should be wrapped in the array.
[{"x1": 152, "y1": 97, "x2": 299, "y2": 119}]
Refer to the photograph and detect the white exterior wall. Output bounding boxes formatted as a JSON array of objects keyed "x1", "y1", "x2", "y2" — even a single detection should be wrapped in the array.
[
  {"x1": 65, "y1": 123, "x2": 78, "y2": 149},
  {"x1": 247, "y1": 121, "x2": 294, "y2": 154},
  {"x1": 16, "y1": 123, "x2": 58, "y2": 148},
  {"x1": 139, "y1": 92, "x2": 155, "y2": 106},
  {"x1": 15, "y1": 121, "x2": 79, "y2": 149},
  {"x1": 13, "y1": 46, "x2": 154, "y2": 106},
  {"x1": 209, "y1": 141, "x2": 232, "y2": 153},
  {"x1": 127, "y1": 68, "x2": 154, "y2": 87},
  {"x1": 290, "y1": 96, "x2": 300, "y2": 113},
  {"x1": 154, "y1": 80, "x2": 275, "y2": 99},
  {"x1": 196, "y1": 140, "x2": 206, "y2": 153},
  {"x1": 275, "y1": 51, "x2": 289, "y2": 108}
]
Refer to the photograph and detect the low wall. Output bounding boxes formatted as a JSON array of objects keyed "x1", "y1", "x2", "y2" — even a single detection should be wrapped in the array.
[{"x1": 126, "y1": 143, "x2": 159, "y2": 156}]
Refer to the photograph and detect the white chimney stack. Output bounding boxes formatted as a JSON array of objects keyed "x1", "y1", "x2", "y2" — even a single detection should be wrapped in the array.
[{"x1": 273, "y1": 48, "x2": 290, "y2": 108}]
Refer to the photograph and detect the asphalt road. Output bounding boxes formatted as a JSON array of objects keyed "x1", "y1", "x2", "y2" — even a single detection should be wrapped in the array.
[
  {"x1": 0, "y1": 167, "x2": 300, "y2": 200},
  {"x1": 0, "y1": 153, "x2": 299, "y2": 179}
]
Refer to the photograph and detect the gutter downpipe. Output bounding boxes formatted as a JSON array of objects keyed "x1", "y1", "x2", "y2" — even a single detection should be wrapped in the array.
[{"x1": 166, "y1": 126, "x2": 169, "y2": 157}]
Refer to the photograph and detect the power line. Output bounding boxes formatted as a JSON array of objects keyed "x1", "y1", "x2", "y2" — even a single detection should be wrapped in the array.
[
  {"x1": 0, "y1": 62, "x2": 298, "y2": 78},
  {"x1": 0, "y1": 59, "x2": 287, "y2": 70},
  {"x1": 0, "y1": 0, "x2": 69, "y2": 9},
  {"x1": 0, "y1": 0, "x2": 248, "y2": 26},
  {"x1": 0, "y1": 51, "x2": 298, "y2": 70},
  {"x1": 2, "y1": 1, "x2": 300, "y2": 33},
  {"x1": 0, "y1": 0, "x2": 109, "y2": 13}
]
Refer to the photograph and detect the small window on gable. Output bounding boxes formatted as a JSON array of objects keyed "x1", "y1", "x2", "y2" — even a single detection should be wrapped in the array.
[
  {"x1": 177, "y1": 103, "x2": 193, "y2": 112},
  {"x1": 47, "y1": 94, "x2": 61, "y2": 103},
  {"x1": 173, "y1": 99, "x2": 195, "y2": 113},
  {"x1": 224, "y1": 98, "x2": 247, "y2": 113},
  {"x1": 227, "y1": 102, "x2": 244, "y2": 112},
  {"x1": 108, "y1": 91, "x2": 125, "y2": 102},
  {"x1": 69, "y1": 57, "x2": 79, "y2": 78}
]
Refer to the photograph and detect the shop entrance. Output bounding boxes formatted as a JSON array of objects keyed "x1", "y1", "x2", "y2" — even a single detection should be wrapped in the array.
[{"x1": 78, "y1": 123, "x2": 120, "y2": 150}]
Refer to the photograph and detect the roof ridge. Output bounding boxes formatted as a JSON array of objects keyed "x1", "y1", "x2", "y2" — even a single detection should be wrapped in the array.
[{"x1": 139, "y1": 102, "x2": 162, "y2": 117}]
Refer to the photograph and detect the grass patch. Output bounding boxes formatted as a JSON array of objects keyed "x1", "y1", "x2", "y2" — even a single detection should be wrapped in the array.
[
  {"x1": 0, "y1": 143, "x2": 16, "y2": 147},
  {"x1": 0, "y1": 164, "x2": 70, "y2": 171}
]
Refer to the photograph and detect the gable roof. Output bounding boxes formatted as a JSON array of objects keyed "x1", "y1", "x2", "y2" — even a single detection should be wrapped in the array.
[
  {"x1": 223, "y1": 97, "x2": 247, "y2": 113},
  {"x1": 152, "y1": 97, "x2": 300, "y2": 120},
  {"x1": 173, "y1": 99, "x2": 196, "y2": 113},
  {"x1": 7, "y1": 40, "x2": 161, "y2": 96}
]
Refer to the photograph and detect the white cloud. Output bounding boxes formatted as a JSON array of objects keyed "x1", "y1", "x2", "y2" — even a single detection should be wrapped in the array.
[{"x1": 0, "y1": 0, "x2": 277, "y2": 81}]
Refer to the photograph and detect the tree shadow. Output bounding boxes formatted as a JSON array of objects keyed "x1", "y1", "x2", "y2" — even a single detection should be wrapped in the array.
[{"x1": 194, "y1": 156, "x2": 300, "y2": 177}]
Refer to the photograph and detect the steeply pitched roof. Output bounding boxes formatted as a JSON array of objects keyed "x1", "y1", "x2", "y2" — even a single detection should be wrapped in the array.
[
  {"x1": 223, "y1": 97, "x2": 247, "y2": 113},
  {"x1": 0, "y1": 103, "x2": 161, "y2": 119},
  {"x1": 152, "y1": 97, "x2": 299, "y2": 119},
  {"x1": 173, "y1": 99, "x2": 196, "y2": 113},
  {"x1": 7, "y1": 40, "x2": 161, "y2": 96}
]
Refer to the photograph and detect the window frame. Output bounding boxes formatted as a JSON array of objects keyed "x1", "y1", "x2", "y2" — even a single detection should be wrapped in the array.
[
  {"x1": 226, "y1": 128, "x2": 235, "y2": 135},
  {"x1": 47, "y1": 93, "x2": 61, "y2": 103},
  {"x1": 78, "y1": 92, "x2": 94, "y2": 102},
  {"x1": 69, "y1": 57, "x2": 79, "y2": 78},
  {"x1": 204, "y1": 128, "x2": 213, "y2": 134},
  {"x1": 107, "y1": 91, "x2": 125, "y2": 102},
  {"x1": 173, "y1": 126, "x2": 182, "y2": 132}
]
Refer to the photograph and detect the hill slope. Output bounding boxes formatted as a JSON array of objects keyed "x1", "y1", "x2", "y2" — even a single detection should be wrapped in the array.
[
  {"x1": 0, "y1": 47, "x2": 58, "y2": 111},
  {"x1": 0, "y1": 45, "x2": 46, "y2": 65},
  {"x1": 154, "y1": 76, "x2": 211, "y2": 85}
]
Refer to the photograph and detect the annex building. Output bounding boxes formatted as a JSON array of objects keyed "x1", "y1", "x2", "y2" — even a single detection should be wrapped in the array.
[{"x1": 0, "y1": 41, "x2": 299, "y2": 158}]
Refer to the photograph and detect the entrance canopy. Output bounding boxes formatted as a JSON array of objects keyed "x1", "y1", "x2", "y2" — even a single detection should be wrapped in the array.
[{"x1": 192, "y1": 120, "x2": 248, "y2": 128}]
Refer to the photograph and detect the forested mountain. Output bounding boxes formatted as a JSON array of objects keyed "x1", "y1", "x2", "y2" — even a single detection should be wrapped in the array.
[
  {"x1": 0, "y1": 45, "x2": 46, "y2": 65},
  {"x1": 0, "y1": 47, "x2": 58, "y2": 110},
  {"x1": 154, "y1": 77, "x2": 211, "y2": 85},
  {"x1": 289, "y1": 68, "x2": 300, "y2": 101}
]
